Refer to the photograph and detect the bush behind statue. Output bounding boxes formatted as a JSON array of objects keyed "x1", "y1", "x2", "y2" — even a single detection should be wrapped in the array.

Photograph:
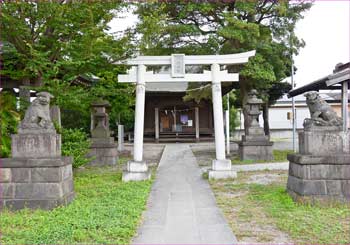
[{"x1": 61, "y1": 128, "x2": 91, "y2": 168}]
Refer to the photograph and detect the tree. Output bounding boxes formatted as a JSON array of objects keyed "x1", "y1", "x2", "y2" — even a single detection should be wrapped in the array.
[
  {"x1": 135, "y1": 1, "x2": 311, "y2": 135},
  {"x1": 0, "y1": 92, "x2": 20, "y2": 157},
  {"x1": 1, "y1": 1, "x2": 135, "y2": 132}
]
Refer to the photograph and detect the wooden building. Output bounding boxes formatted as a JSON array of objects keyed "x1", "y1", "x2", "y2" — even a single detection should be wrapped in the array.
[{"x1": 144, "y1": 82, "x2": 234, "y2": 142}]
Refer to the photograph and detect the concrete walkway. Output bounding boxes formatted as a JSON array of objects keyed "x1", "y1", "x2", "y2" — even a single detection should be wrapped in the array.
[{"x1": 133, "y1": 144, "x2": 237, "y2": 244}]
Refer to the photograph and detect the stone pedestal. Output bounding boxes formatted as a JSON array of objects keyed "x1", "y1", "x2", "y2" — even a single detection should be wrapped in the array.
[
  {"x1": 287, "y1": 128, "x2": 350, "y2": 204},
  {"x1": 88, "y1": 100, "x2": 118, "y2": 166},
  {"x1": 0, "y1": 91, "x2": 75, "y2": 210},
  {"x1": 0, "y1": 157, "x2": 75, "y2": 210},
  {"x1": 208, "y1": 159, "x2": 237, "y2": 180},
  {"x1": 88, "y1": 137, "x2": 118, "y2": 166},
  {"x1": 12, "y1": 133, "x2": 61, "y2": 158},
  {"x1": 122, "y1": 161, "x2": 151, "y2": 182},
  {"x1": 117, "y1": 125, "x2": 131, "y2": 157},
  {"x1": 238, "y1": 140, "x2": 274, "y2": 161}
]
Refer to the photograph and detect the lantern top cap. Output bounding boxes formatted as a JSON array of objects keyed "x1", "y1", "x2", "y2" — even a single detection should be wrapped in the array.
[
  {"x1": 91, "y1": 100, "x2": 110, "y2": 107},
  {"x1": 247, "y1": 89, "x2": 263, "y2": 104}
]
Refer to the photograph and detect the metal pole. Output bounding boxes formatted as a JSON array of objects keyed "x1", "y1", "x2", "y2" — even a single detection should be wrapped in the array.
[{"x1": 291, "y1": 51, "x2": 296, "y2": 152}]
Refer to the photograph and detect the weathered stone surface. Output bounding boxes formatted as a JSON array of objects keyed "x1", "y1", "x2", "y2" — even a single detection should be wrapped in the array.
[
  {"x1": 289, "y1": 162, "x2": 350, "y2": 180},
  {"x1": 11, "y1": 168, "x2": 30, "y2": 182},
  {"x1": 15, "y1": 183, "x2": 63, "y2": 199},
  {"x1": 208, "y1": 170, "x2": 237, "y2": 180},
  {"x1": 287, "y1": 154, "x2": 350, "y2": 165},
  {"x1": 238, "y1": 142, "x2": 274, "y2": 161},
  {"x1": 127, "y1": 161, "x2": 148, "y2": 172},
  {"x1": 18, "y1": 91, "x2": 56, "y2": 134},
  {"x1": 341, "y1": 180, "x2": 350, "y2": 197},
  {"x1": 0, "y1": 183, "x2": 15, "y2": 198},
  {"x1": 299, "y1": 130, "x2": 349, "y2": 155},
  {"x1": 31, "y1": 167, "x2": 61, "y2": 182},
  {"x1": 0, "y1": 168, "x2": 11, "y2": 182},
  {"x1": 3, "y1": 192, "x2": 75, "y2": 211},
  {"x1": 287, "y1": 175, "x2": 327, "y2": 195},
  {"x1": 122, "y1": 171, "x2": 151, "y2": 182},
  {"x1": 1, "y1": 157, "x2": 75, "y2": 210},
  {"x1": 212, "y1": 159, "x2": 232, "y2": 171},
  {"x1": 238, "y1": 89, "x2": 274, "y2": 161},
  {"x1": 303, "y1": 91, "x2": 343, "y2": 128},
  {"x1": 88, "y1": 145, "x2": 118, "y2": 166},
  {"x1": 1, "y1": 157, "x2": 71, "y2": 168},
  {"x1": 12, "y1": 133, "x2": 61, "y2": 158},
  {"x1": 287, "y1": 189, "x2": 349, "y2": 205},
  {"x1": 325, "y1": 180, "x2": 342, "y2": 196},
  {"x1": 62, "y1": 179, "x2": 74, "y2": 194},
  {"x1": 61, "y1": 164, "x2": 72, "y2": 180}
]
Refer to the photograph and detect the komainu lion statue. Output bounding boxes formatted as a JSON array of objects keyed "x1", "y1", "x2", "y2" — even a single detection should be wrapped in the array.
[
  {"x1": 303, "y1": 91, "x2": 342, "y2": 128},
  {"x1": 19, "y1": 91, "x2": 55, "y2": 132}
]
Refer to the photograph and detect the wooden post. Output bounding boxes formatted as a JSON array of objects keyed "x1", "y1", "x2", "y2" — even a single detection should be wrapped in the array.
[
  {"x1": 155, "y1": 107, "x2": 159, "y2": 142},
  {"x1": 195, "y1": 107, "x2": 199, "y2": 141},
  {"x1": 342, "y1": 81, "x2": 349, "y2": 132}
]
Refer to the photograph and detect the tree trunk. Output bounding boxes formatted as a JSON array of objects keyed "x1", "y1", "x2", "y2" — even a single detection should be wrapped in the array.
[
  {"x1": 262, "y1": 102, "x2": 270, "y2": 137},
  {"x1": 239, "y1": 78, "x2": 251, "y2": 135}
]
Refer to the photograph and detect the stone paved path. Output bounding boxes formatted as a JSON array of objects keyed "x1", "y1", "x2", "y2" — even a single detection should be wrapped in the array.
[{"x1": 133, "y1": 144, "x2": 237, "y2": 244}]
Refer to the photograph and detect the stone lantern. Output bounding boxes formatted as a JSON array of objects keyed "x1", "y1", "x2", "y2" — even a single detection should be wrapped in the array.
[
  {"x1": 238, "y1": 89, "x2": 274, "y2": 161},
  {"x1": 88, "y1": 100, "x2": 118, "y2": 166},
  {"x1": 91, "y1": 100, "x2": 111, "y2": 138}
]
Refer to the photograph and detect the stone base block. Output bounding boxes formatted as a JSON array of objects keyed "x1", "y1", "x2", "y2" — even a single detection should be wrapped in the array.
[
  {"x1": 122, "y1": 171, "x2": 151, "y2": 182},
  {"x1": 287, "y1": 153, "x2": 350, "y2": 204},
  {"x1": 88, "y1": 140, "x2": 118, "y2": 166},
  {"x1": 212, "y1": 159, "x2": 232, "y2": 171},
  {"x1": 11, "y1": 133, "x2": 61, "y2": 158},
  {"x1": 127, "y1": 161, "x2": 148, "y2": 172},
  {"x1": 208, "y1": 170, "x2": 237, "y2": 180},
  {"x1": 238, "y1": 141, "x2": 274, "y2": 161},
  {"x1": 0, "y1": 157, "x2": 75, "y2": 210},
  {"x1": 299, "y1": 130, "x2": 350, "y2": 155}
]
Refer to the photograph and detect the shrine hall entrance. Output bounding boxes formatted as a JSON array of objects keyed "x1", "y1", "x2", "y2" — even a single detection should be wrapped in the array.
[{"x1": 159, "y1": 106, "x2": 196, "y2": 134}]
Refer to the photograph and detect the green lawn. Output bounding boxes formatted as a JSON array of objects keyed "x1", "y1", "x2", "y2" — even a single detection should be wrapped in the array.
[
  {"x1": 210, "y1": 171, "x2": 350, "y2": 244},
  {"x1": 0, "y1": 166, "x2": 153, "y2": 244},
  {"x1": 250, "y1": 184, "x2": 350, "y2": 244}
]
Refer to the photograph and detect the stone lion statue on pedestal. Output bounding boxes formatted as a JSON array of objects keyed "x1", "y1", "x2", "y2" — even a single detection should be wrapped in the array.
[
  {"x1": 303, "y1": 91, "x2": 342, "y2": 128},
  {"x1": 19, "y1": 92, "x2": 55, "y2": 132}
]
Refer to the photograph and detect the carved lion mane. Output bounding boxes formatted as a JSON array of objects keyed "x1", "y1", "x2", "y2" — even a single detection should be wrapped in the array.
[
  {"x1": 20, "y1": 92, "x2": 55, "y2": 130},
  {"x1": 304, "y1": 91, "x2": 342, "y2": 127}
]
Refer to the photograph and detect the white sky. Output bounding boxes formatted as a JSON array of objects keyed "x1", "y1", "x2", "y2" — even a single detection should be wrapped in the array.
[{"x1": 109, "y1": 1, "x2": 350, "y2": 88}]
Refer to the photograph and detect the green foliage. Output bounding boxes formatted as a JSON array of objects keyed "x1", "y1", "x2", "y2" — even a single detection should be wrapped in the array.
[
  {"x1": 135, "y1": 1, "x2": 312, "y2": 118},
  {"x1": 1, "y1": 2, "x2": 135, "y2": 132},
  {"x1": 0, "y1": 167, "x2": 153, "y2": 244},
  {"x1": 61, "y1": 128, "x2": 91, "y2": 168},
  {"x1": 0, "y1": 92, "x2": 20, "y2": 158}
]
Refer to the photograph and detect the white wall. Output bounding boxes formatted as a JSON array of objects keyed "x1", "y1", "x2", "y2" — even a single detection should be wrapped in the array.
[{"x1": 237, "y1": 106, "x2": 310, "y2": 130}]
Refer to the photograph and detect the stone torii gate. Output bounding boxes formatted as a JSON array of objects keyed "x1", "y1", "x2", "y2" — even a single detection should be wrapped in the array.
[{"x1": 117, "y1": 51, "x2": 256, "y2": 181}]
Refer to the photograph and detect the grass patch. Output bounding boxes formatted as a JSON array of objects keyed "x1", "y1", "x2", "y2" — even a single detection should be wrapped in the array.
[
  {"x1": 0, "y1": 166, "x2": 153, "y2": 244},
  {"x1": 231, "y1": 150, "x2": 293, "y2": 164},
  {"x1": 210, "y1": 172, "x2": 350, "y2": 244},
  {"x1": 249, "y1": 184, "x2": 350, "y2": 244}
]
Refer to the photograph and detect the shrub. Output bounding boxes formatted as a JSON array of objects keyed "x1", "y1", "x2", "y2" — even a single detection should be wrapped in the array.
[
  {"x1": 61, "y1": 128, "x2": 91, "y2": 168},
  {"x1": 0, "y1": 92, "x2": 20, "y2": 158}
]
